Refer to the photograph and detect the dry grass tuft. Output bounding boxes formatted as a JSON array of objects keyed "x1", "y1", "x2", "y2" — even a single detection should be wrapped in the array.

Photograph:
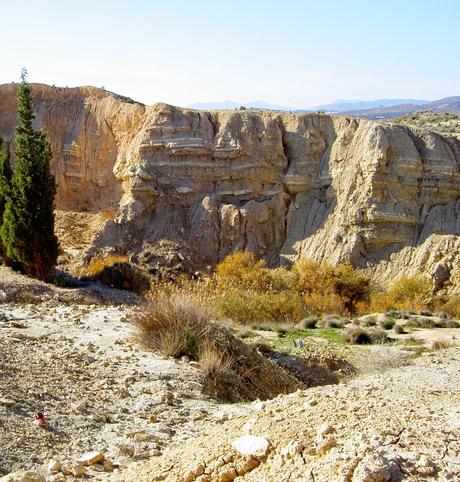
[
  {"x1": 135, "y1": 291, "x2": 300, "y2": 402},
  {"x1": 136, "y1": 293, "x2": 211, "y2": 359},
  {"x1": 431, "y1": 338, "x2": 455, "y2": 350}
]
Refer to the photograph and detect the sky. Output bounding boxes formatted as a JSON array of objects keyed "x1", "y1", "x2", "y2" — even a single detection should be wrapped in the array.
[{"x1": 1, "y1": 0, "x2": 459, "y2": 108}]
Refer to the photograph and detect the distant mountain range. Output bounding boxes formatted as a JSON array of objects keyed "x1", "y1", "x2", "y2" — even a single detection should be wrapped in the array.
[
  {"x1": 187, "y1": 100, "x2": 294, "y2": 111},
  {"x1": 187, "y1": 96, "x2": 460, "y2": 119},
  {"x1": 309, "y1": 98, "x2": 428, "y2": 112}
]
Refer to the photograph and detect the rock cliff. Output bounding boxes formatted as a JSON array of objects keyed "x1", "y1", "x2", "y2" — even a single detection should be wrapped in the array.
[{"x1": 1, "y1": 83, "x2": 460, "y2": 285}]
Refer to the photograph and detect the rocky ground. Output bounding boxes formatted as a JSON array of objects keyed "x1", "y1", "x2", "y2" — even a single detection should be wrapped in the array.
[
  {"x1": 1, "y1": 268, "x2": 460, "y2": 481},
  {"x1": 0, "y1": 302, "x2": 248, "y2": 481},
  {"x1": 127, "y1": 347, "x2": 460, "y2": 481}
]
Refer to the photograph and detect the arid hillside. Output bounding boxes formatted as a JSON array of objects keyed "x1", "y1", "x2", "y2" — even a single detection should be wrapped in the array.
[{"x1": 1, "y1": 84, "x2": 460, "y2": 286}]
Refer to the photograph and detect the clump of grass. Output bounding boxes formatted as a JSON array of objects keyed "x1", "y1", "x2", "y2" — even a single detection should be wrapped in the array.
[
  {"x1": 435, "y1": 319, "x2": 460, "y2": 329},
  {"x1": 369, "y1": 330, "x2": 390, "y2": 344},
  {"x1": 136, "y1": 293, "x2": 212, "y2": 359},
  {"x1": 393, "y1": 324, "x2": 405, "y2": 334},
  {"x1": 431, "y1": 338, "x2": 454, "y2": 350},
  {"x1": 406, "y1": 317, "x2": 437, "y2": 329},
  {"x1": 343, "y1": 327, "x2": 372, "y2": 345},
  {"x1": 298, "y1": 316, "x2": 318, "y2": 329},
  {"x1": 379, "y1": 318, "x2": 396, "y2": 330},
  {"x1": 136, "y1": 292, "x2": 300, "y2": 402},
  {"x1": 360, "y1": 316, "x2": 377, "y2": 327},
  {"x1": 324, "y1": 317, "x2": 346, "y2": 329}
]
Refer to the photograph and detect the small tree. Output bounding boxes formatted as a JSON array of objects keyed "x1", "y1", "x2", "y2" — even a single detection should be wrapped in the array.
[
  {"x1": 0, "y1": 139, "x2": 12, "y2": 259},
  {"x1": 0, "y1": 69, "x2": 59, "y2": 281}
]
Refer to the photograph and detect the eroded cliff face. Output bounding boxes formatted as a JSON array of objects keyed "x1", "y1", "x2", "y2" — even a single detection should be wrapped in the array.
[{"x1": 1, "y1": 84, "x2": 460, "y2": 285}]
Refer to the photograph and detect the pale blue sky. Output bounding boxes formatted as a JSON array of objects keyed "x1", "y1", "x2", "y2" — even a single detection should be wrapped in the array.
[{"x1": 1, "y1": 0, "x2": 459, "y2": 108}]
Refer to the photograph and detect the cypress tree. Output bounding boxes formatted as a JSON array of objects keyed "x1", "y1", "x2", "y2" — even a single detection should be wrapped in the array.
[
  {"x1": 0, "y1": 69, "x2": 59, "y2": 281},
  {"x1": 0, "y1": 139, "x2": 12, "y2": 259}
]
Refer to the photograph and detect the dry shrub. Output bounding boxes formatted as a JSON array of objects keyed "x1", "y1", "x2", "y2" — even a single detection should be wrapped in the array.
[
  {"x1": 198, "y1": 341, "x2": 232, "y2": 377},
  {"x1": 304, "y1": 290, "x2": 348, "y2": 316},
  {"x1": 81, "y1": 255, "x2": 129, "y2": 277},
  {"x1": 293, "y1": 258, "x2": 371, "y2": 314},
  {"x1": 431, "y1": 338, "x2": 454, "y2": 350},
  {"x1": 136, "y1": 292, "x2": 301, "y2": 402},
  {"x1": 439, "y1": 295, "x2": 460, "y2": 319},
  {"x1": 136, "y1": 293, "x2": 211, "y2": 358},
  {"x1": 369, "y1": 275, "x2": 432, "y2": 312},
  {"x1": 215, "y1": 289, "x2": 306, "y2": 324},
  {"x1": 343, "y1": 327, "x2": 372, "y2": 344}
]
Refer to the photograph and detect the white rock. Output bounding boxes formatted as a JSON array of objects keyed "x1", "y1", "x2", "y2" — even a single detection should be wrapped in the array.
[
  {"x1": 352, "y1": 455, "x2": 401, "y2": 482},
  {"x1": 0, "y1": 290, "x2": 7, "y2": 303},
  {"x1": 232, "y1": 435, "x2": 270, "y2": 459},
  {"x1": 47, "y1": 459, "x2": 62, "y2": 473},
  {"x1": 76, "y1": 451, "x2": 105, "y2": 466}
]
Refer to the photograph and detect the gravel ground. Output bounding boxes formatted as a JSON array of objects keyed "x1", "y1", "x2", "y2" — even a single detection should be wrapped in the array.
[
  {"x1": 127, "y1": 346, "x2": 460, "y2": 481},
  {"x1": 0, "y1": 302, "x2": 248, "y2": 480}
]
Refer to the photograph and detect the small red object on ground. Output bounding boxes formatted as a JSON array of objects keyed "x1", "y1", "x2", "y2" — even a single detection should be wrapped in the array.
[{"x1": 34, "y1": 412, "x2": 47, "y2": 428}]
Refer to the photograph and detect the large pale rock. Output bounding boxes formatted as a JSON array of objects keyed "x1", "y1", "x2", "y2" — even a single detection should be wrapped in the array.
[
  {"x1": 232, "y1": 435, "x2": 270, "y2": 458},
  {"x1": 2, "y1": 84, "x2": 460, "y2": 282}
]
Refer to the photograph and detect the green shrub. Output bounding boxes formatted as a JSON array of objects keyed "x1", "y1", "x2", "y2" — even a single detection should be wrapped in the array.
[{"x1": 379, "y1": 318, "x2": 396, "y2": 330}]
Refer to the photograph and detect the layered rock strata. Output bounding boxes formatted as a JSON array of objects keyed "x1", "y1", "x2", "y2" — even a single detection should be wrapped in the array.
[{"x1": 1, "y1": 84, "x2": 460, "y2": 284}]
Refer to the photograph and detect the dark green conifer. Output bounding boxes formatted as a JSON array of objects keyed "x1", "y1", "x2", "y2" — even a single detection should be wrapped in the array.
[
  {"x1": 0, "y1": 138, "x2": 12, "y2": 259},
  {"x1": 0, "y1": 69, "x2": 59, "y2": 281}
]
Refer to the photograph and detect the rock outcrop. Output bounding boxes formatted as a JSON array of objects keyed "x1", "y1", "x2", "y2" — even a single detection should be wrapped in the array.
[{"x1": 1, "y1": 83, "x2": 460, "y2": 284}]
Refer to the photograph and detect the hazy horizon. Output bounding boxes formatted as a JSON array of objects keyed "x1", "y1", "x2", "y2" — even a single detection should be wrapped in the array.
[{"x1": 2, "y1": 0, "x2": 459, "y2": 108}]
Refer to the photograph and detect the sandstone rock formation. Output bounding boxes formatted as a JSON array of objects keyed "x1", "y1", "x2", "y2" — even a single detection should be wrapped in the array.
[{"x1": 1, "y1": 83, "x2": 460, "y2": 284}]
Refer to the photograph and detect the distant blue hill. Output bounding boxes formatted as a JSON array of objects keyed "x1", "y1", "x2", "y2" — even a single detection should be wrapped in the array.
[
  {"x1": 187, "y1": 100, "x2": 293, "y2": 111},
  {"x1": 309, "y1": 98, "x2": 428, "y2": 112}
]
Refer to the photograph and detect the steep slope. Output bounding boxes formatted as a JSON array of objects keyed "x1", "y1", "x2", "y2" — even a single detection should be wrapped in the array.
[{"x1": 1, "y1": 84, "x2": 460, "y2": 285}]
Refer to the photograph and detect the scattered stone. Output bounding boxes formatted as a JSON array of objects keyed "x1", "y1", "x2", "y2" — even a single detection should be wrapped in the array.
[
  {"x1": 76, "y1": 451, "x2": 105, "y2": 466},
  {"x1": 232, "y1": 435, "x2": 271, "y2": 459},
  {"x1": 352, "y1": 455, "x2": 402, "y2": 482},
  {"x1": 0, "y1": 471, "x2": 45, "y2": 482},
  {"x1": 9, "y1": 320, "x2": 27, "y2": 329},
  {"x1": 47, "y1": 459, "x2": 62, "y2": 474},
  {"x1": 73, "y1": 465, "x2": 86, "y2": 478},
  {"x1": 0, "y1": 398, "x2": 17, "y2": 408}
]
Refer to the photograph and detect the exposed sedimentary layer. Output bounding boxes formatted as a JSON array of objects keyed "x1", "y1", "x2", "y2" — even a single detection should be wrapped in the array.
[{"x1": 1, "y1": 84, "x2": 460, "y2": 285}]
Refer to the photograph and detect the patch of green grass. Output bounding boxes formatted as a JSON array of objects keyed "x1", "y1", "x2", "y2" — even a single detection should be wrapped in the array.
[{"x1": 397, "y1": 337, "x2": 424, "y2": 346}]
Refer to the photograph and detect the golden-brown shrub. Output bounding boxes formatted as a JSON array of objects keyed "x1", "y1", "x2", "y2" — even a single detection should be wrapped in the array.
[
  {"x1": 369, "y1": 275, "x2": 432, "y2": 312},
  {"x1": 438, "y1": 295, "x2": 460, "y2": 319},
  {"x1": 81, "y1": 255, "x2": 128, "y2": 277},
  {"x1": 215, "y1": 289, "x2": 306, "y2": 324},
  {"x1": 292, "y1": 258, "x2": 371, "y2": 314},
  {"x1": 303, "y1": 290, "x2": 348, "y2": 316},
  {"x1": 215, "y1": 252, "x2": 272, "y2": 290}
]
